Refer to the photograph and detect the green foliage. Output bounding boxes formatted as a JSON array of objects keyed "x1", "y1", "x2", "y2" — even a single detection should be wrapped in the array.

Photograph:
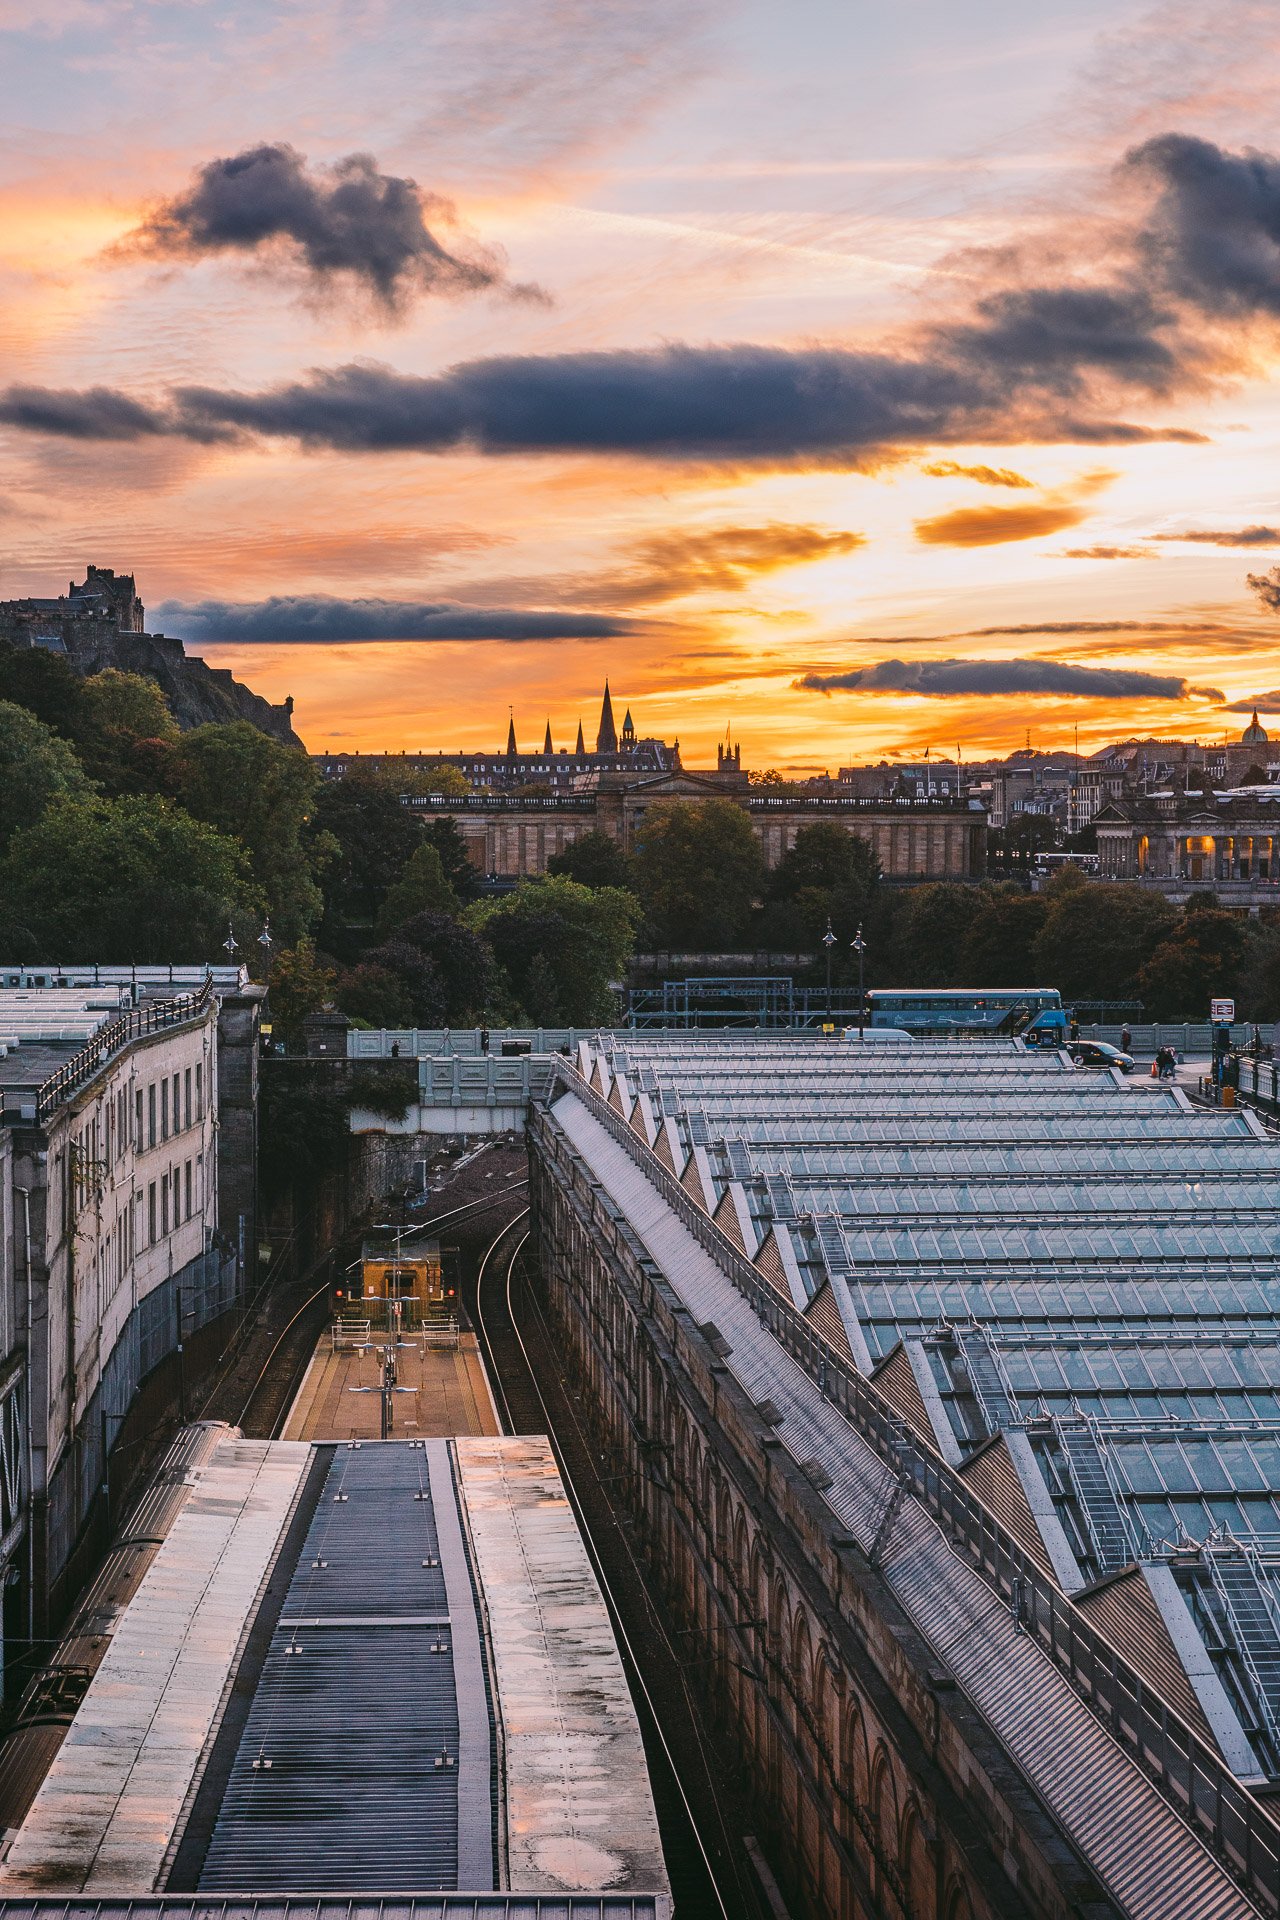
[
  {"x1": 885, "y1": 884, "x2": 986, "y2": 986},
  {"x1": 267, "y1": 937, "x2": 335, "y2": 1050},
  {"x1": 335, "y1": 962, "x2": 415, "y2": 1029},
  {"x1": 546, "y1": 829, "x2": 633, "y2": 891},
  {"x1": 470, "y1": 874, "x2": 640, "y2": 1023},
  {"x1": 1139, "y1": 908, "x2": 1251, "y2": 1019},
  {"x1": 0, "y1": 794, "x2": 261, "y2": 961},
  {"x1": 80, "y1": 668, "x2": 179, "y2": 742},
  {"x1": 632, "y1": 799, "x2": 764, "y2": 948},
  {"x1": 376, "y1": 843, "x2": 459, "y2": 936},
  {"x1": 348, "y1": 1062, "x2": 417, "y2": 1119},
  {"x1": 0, "y1": 701, "x2": 92, "y2": 845},
  {"x1": 397, "y1": 761, "x2": 471, "y2": 797},
  {"x1": 311, "y1": 764, "x2": 421, "y2": 954},
  {"x1": 960, "y1": 885, "x2": 1048, "y2": 987},
  {"x1": 764, "y1": 823, "x2": 879, "y2": 952},
  {"x1": 0, "y1": 636, "x2": 86, "y2": 739},
  {"x1": 421, "y1": 816, "x2": 479, "y2": 902},
  {"x1": 1033, "y1": 877, "x2": 1177, "y2": 1002},
  {"x1": 173, "y1": 721, "x2": 324, "y2": 943}
]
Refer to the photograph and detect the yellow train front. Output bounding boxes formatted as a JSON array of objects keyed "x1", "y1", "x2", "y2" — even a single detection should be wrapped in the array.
[{"x1": 339, "y1": 1235, "x2": 452, "y2": 1328}]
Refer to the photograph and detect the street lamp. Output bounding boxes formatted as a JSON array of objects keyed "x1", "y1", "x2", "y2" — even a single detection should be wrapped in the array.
[
  {"x1": 822, "y1": 917, "x2": 837, "y2": 1015},
  {"x1": 852, "y1": 925, "x2": 867, "y2": 1040},
  {"x1": 222, "y1": 923, "x2": 239, "y2": 960}
]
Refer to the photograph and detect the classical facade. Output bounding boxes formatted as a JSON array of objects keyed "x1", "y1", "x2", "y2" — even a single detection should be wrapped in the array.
[
  {"x1": 406, "y1": 770, "x2": 985, "y2": 881},
  {"x1": 1094, "y1": 789, "x2": 1280, "y2": 907}
]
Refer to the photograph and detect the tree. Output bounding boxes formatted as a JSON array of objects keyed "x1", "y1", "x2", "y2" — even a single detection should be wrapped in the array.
[
  {"x1": 391, "y1": 910, "x2": 496, "y2": 1022},
  {"x1": 886, "y1": 883, "x2": 986, "y2": 986},
  {"x1": 0, "y1": 701, "x2": 92, "y2": 845},
  {"x1": 470, "y1": 876, "x2": 640, "y2": 1023},
  {"x1": 0, "y1": 795, "x2": 261, "y2": 960},
  {"x1": 268, "y1": 938, "x2": 336, "y2": 1051},
  {"x1": 312, "y1": 764, "x2": 422, "y2": 954},
  {"x1": 1033, "y1": 876, "x2": 1177, "y2": 1004},
  {"x1": 631, "y1": 799, "x2": 764, "y2": 949},
  {"x1": 375, "y1": 844, "x2": 459, "y2": 937},
  {"x1": 174, "y1": 721, "x2": 324, "y2": 942},
  {"x1": 80, "y1": 668, "x2": 179, "y2": 741},
  {"x1": 421, "y1": 816, "x2": 479, "y2": 901},
  {"x1": 397, "y1": 762, "x2": 471, "y2": 798},
  {"x1": 546, "y1": 829, "x2": 633, "y2": 891},
  {"x1": 341, "y1": 913, "x2": 495, "y2": 1027},
  {"x1": 0, "y1": 636, "x2": 86, "y2": 739},
  {"x1": 960, "y1": 885, "x2": 1048, "y2": 987},
  {"x1": 1139, "y1": 908, "x2": 1251, "y2": 1019},
  {"x1": 764, "y1": 823, "x2": 879, "y2": 949},
  {"x1": 335, "y1": 963, "x2": 415, "y2": 1029}
]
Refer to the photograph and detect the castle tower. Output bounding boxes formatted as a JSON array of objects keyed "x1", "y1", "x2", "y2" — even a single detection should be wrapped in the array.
[
  {"x1": 596, "y1": 680, "x2": 618, "y2": 755},
  {"x1": 575, "y1": 718, "x2": 585, "y2": 755},
  {"x1": 544, "y1": 718, "x2": 553, "y2": 754}
]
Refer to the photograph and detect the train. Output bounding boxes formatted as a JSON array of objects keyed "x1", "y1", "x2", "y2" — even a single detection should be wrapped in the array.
[{"x1": 336, "y1": 1233, "x2": 455, "y2": 1326}]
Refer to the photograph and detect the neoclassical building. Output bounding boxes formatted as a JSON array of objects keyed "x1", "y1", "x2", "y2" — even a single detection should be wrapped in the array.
[{"x1": 405, "y1": 767, "x2": 986, "y2": 881}]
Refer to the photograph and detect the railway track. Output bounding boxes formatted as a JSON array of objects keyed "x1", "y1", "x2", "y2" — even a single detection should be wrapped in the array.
[{"x1": 472, "y1": 1213, "x2": 763, "y2": 1920}]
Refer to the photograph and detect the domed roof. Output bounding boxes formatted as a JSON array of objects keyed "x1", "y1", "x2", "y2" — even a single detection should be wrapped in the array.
[{"x1": 1242, "y1": 708, "x2": 1270, "y2": 746}]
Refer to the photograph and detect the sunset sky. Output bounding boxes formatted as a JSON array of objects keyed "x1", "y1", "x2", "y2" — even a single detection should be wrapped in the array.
[{"x1": 4, "y1": 0, "x2": 1280, "y2": 769}]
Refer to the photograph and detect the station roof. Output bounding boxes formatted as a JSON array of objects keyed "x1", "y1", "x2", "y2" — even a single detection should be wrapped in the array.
[{"x1": 0, "y1": 1433, "x2": 666, "y2": 1906}]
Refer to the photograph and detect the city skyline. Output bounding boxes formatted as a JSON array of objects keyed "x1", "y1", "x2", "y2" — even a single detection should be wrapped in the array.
[{"x1": 3, "y1": 1, "x2": 1280, "y2": 766}]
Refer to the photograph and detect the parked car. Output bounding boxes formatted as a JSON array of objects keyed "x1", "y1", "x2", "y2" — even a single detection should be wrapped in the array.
[{"x1": 1069, "y1": 1040, "x2": 1135, "y2": 1074}]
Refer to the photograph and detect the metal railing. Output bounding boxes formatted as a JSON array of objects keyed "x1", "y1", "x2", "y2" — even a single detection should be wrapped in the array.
[
  {"x1": 32, "y1": 980, "x2": 213, "y2": 1124},
  {"x1": 548, "y1": 1054, "x2": 1280, "y2": 1913}
]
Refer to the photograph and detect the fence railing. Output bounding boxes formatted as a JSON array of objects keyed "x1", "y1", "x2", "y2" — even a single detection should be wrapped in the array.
[
  {"x1": 1241, "y1": 1059, "x2": 1280, "y2": 1111},
  {"x1": 33, "y1": 980, "x2": 214, "y2": 1125},
  {"x1": 547, "y1": 1054, "x2": 1280, "y2": 1914}
]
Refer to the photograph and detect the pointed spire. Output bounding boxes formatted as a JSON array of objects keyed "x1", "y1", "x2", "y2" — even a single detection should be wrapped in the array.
[
  {"x1": 506, "y1": 706, "x2": 517, "y2": 756},
  {"x1": 543, "y1": 718, "x2": 553, "y2": 754},
  {"x1": 596, "y1": 679, "x2": 618, "y2": 754},
  {"x1": 575, "y1": 717, "x2": 585, "y2": 755}
]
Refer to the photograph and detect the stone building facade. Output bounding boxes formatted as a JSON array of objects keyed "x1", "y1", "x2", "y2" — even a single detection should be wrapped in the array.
[
  {"x1": 406, "y1": 773, "x2": 984, "y2": 881},
  {"x1": 1094, "y1": 792, "x2": 1280, "y2": 908}
]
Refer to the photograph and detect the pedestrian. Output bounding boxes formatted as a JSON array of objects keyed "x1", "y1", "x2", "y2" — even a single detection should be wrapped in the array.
[
  {"x1": 480, "y1": 1025, "x2": 490, "y2": 1055},
  {"x1": 1120, "y1": 1024, "x2": 1132, "y2": 1053},
  {"x1": 1069, "y1": 1017, "x2": 1080, "y2": 1042}
]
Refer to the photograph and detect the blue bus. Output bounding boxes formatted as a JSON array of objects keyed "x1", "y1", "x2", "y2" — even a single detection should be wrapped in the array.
[{"x1": 865, "y1": 988, "x2": 1062, "y2": 1035}]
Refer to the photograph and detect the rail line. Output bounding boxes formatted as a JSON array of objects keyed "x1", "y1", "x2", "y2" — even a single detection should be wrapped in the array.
[
  {"x1": 473, "y1": 1214, "x2": 743, "y2": 1920},
  {"x1": 229, "y1": 1180, "x2": 531, "y2": 1435}
]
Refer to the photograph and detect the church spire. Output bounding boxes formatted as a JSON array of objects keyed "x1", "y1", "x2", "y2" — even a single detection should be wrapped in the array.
[
  {"x1": 596, "y1": 679, "x2": 618, "y2": 754},
  {"x1": 544, "y1": 717, "x2": 553, "y2": 754},
  {"x1": 575, "y1": 717, "x2": 585, "y2": 755},
  {"x1": 506, "y1": 707, "x2": 517, "y2": 756}
]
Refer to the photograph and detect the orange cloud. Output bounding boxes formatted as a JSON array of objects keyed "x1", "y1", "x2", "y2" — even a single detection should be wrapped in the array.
[
  {"x1": 913, "y1": 500, "x2": 1089, "y2": 546},
  {"x1": 920, "y1": 460, "x2": 1034, "y2": 488}
]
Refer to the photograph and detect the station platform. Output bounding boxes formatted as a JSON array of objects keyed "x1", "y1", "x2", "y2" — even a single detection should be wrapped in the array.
[{"x1": 282, "y1": 1329, "x2": 501, "y2": 1441}]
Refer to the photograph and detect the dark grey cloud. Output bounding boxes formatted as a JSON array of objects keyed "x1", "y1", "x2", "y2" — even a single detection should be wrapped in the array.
[
  {"x1": 10, "y1": 130, "x2": 1280, "y2": 463},
  {"x1": 119, "y1": 144, "x2": 540, "y2": 313},
  {"x1": 1247, "y1": 567, "x2": 1280, "y2": 612},
  {"x1": 1153, "y1": 525, "x2": 1280, "y2": 546},
  {"x1": 0, "y1": 350, "x2": 1201, "y2": 464},
  {"x1": 157, "y1": 595, "x2": 632, "y2": 643},
  {"x1": 1127, "y1": 133, "x2": 1280, "y2": 320},
  {"x1": 1223, "y1": 692, "x2": 1280, "y2": 712},
  {"x1": 796, "y1": 658, "x2": 1222, "y2": 700}
]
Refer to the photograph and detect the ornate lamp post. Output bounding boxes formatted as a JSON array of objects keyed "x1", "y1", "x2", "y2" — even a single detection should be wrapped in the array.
[
  {"x1": 852, "y1": 925, "x2": 867, "y2": 1039},
  {"x1": 822, "y1": 917, "x2": 837, "y2": 1015}
]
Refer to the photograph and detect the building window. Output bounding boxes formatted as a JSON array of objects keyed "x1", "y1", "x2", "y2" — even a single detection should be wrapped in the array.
[
  {"x1": 195, "y1": 1063, "x2": 203, "y2": 1121},
  {"x1": 148, "y1": 1183, "x2": 157, "y2": 1244},
  {"x1": 184, "y1": 1160, "x2": 193, "y2": 1217},
  {"x1": 148, "y1": 1084, "x2": 157, "y2": 1149},
  {"x1": 161, "y1": 1174, "x2": 169, "y2": 1237},
  {"x1": 173, "y1": 1073, "x2": 181, "y2": 1131},
  {"x1": 184, "y1": 1068, "x2": 192, "y2": 1131},
  {"x1": 161, "y1": 1079, "x2": 169, "y2": 1140}
]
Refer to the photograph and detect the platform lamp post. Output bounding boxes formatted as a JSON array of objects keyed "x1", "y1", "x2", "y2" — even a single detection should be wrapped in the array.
[
  {"x1": 852, "y1": 925, "x2": 867, "y2": 1040},
  {"x1": 822, "y1": 917, "x2": 837, "y2": 1016},
  {"x1": 221, "y1": 922, "x2": 239, "y2": 961}
]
